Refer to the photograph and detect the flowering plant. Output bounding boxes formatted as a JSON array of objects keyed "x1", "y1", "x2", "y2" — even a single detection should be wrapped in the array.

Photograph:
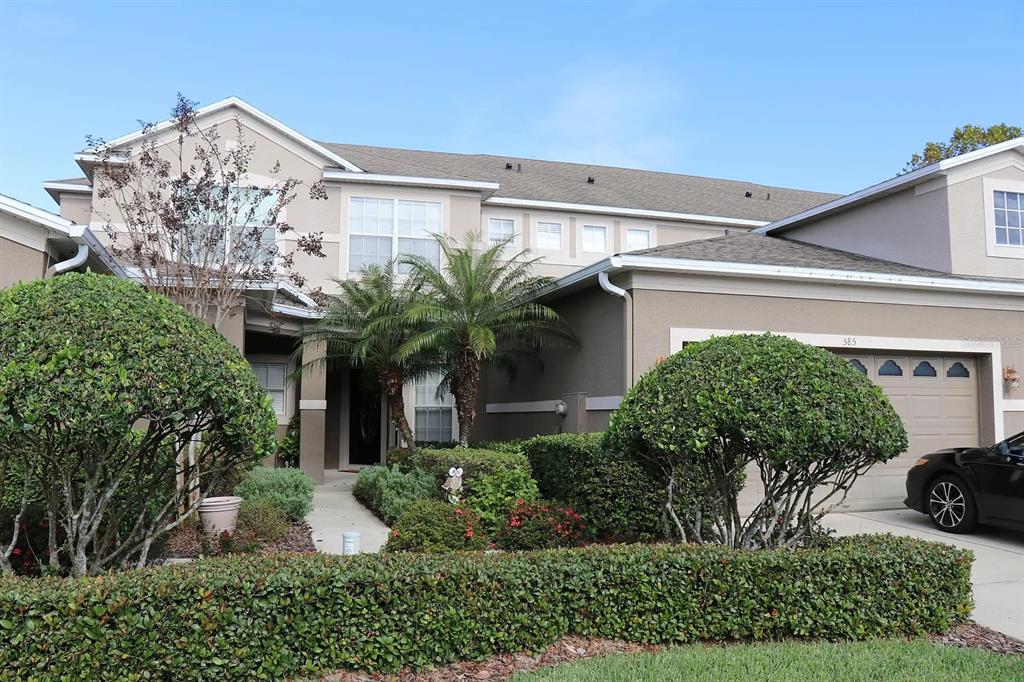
[{"x1": 495, "y1": 500, "x2": 585, "y2": 551}]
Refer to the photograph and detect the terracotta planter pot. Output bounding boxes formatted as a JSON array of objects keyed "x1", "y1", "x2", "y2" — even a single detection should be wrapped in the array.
[{"x1": 197, "y1": 496, "x2": 243, "y2": 535}]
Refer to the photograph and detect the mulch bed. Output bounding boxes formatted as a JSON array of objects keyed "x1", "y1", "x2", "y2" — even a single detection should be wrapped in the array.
[
  {"x1": 160, "y1": 520, "x2": 315, "y2": 559},
  {"x1": 317, "y1": 623, "x2": 1023, "y2": 682}
]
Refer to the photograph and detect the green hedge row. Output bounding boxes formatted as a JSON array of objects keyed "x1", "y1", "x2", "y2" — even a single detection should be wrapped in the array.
[
  {"x1": 0, "y1": 535, "x2": 971, "y2": 680},
  {"x1": 389, "y1": 447, "x2": 532, "y2": 499},
  {"x1": 521, "y1": 433, "x2": 665, "y2": 541}
]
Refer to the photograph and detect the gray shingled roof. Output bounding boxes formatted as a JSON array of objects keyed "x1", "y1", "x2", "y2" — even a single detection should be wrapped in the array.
[
  {"x1": 630, "y1": 233, "x2": 970, "y2": 278},
  {"x1": 320, "y1": 143, "x2": 840, "y2": 222}
]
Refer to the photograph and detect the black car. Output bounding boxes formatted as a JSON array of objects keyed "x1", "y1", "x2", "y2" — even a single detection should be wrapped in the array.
[{"x1": 905, "y1": 430, "x2": 1024, "y2": 533}]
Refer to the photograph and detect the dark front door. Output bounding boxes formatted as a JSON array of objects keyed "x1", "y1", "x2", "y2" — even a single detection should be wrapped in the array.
[{"x1": 348, "y1": 369, "x2": 382, "y2": 466}]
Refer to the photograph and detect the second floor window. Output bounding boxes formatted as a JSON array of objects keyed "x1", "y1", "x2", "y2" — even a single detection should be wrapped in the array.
[
  {"x1": 349, "y1": 197, "x2": 442, "y2": 273},
  {"x1": 582, "y1": 224, "x2": 607, "y2": 252},
  {"x1": 994, "y1": 190, "x2": 1023, "y2": 246},
  {"x1": 536, "y1": 221, "x2": 562, "y2": 250},
  {"x1": 489, "y1": 218, "x2": 515, "y2": 246},
  {"x1": 626, "y1": 228, "x2": 651, "y2": 251},
  {"x1": 177, "y1": 187, "x2": 278, "y2": 266}
]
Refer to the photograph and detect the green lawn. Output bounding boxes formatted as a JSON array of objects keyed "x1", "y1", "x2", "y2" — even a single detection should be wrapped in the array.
[{"x1": 515, "y1": 641, "x2": 1024, "y2": 681}]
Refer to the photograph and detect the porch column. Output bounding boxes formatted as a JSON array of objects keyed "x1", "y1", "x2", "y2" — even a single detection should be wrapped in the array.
[{"x1": 299, "y1": 341, "x2": 327, "y2": 484}]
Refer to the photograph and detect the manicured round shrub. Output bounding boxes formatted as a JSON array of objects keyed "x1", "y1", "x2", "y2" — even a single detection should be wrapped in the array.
[
  {"x1": 522, "y1": 433, "x2": 665, "y2": 541},
  {"x1": 494, "y1": 499, "x2": 585, "y2": 551},
  {"x1": 384, "y1": 499, "x2": 487, "y2": 553},
  {"x1": 0, "y1": 273, "x2": 276, "y2": 576},
  {"x1": 234, "y1": 466, "x2": 314, "y2": 521},
  {"x1": 607, "y1": 333, "x2": 908, "y2": 548}
]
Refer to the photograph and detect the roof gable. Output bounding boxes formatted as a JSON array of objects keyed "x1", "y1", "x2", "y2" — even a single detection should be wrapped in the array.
[{"x1": 82, "y1": 97, "x2": 364, "y2": 172}]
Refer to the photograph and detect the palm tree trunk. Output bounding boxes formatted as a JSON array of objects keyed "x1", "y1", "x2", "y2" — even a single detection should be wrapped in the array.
[
  {"x1": 381, "y1": 368, "x2": 415, "y2": 449},
  {"x1": 452, "y1": 350, "x2": 480, "y2": 447}
]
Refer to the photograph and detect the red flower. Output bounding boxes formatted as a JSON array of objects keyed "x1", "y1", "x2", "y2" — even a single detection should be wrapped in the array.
[
  {"x1": 11, "y1": 548, "x2": 22, "y2": 557},
  {"x1": 510, "y1": 517, "x2": 522, "y2": 528},
  {"x1": 390, "y1": 529, "x2": 400, "y2": 537},
  {"x1": 465, "y1": 527, "x2": 475, "y2": 538}
]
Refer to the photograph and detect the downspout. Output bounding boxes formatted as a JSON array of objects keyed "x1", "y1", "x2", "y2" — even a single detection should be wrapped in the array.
[
  {"x1": 598, "y1": 267, "x2": 633, "y2": 389},
  {"x1": 46, "y1": 243, "x2": 89, "y2": 277}
]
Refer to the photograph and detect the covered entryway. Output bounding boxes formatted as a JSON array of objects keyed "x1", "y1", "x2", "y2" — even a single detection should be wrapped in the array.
[{"x1": 835, "y1": 353, "x2": 980, "y2": 510}]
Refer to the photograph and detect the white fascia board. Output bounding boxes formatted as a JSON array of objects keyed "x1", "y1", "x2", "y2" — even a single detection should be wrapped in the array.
[
  {"x1": 42, "y1": 181, "x2": 92, "y2": 194},
  {"x1": 615, "y1": 254, "x2": 1024, "y2": 296},
  {"x1": 322, "y1": 169, "x2": 499, "y2": 192},
  {"x1": 757, "y1": 137, "x2": 1024, "y2": 235},
  {"x1": 544, "y1": 253, "x2": 1023, "y2": 299},
  {"x1": 484, "y1": 196, "x2": 769, "y2": 227},
  {"x1": 272, "y1": 302, "x2": 324, "y2": 319},
  {"x1": 0, "y1": 194, "x2": 80, "y2": 237},
  {"x1": 80, "y1": 97, "x2": 364, "y2": 172}
]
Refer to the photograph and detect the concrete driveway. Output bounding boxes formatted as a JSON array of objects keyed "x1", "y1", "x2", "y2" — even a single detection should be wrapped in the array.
[{"x1": 825, "y1": 509, "x2": 1024, "y2": 640}]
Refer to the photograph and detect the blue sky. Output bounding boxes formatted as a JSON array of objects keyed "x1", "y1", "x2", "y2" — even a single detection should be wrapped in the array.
[{"x1": 1, "y1": 0, "x2": 1021, "y2": 210}]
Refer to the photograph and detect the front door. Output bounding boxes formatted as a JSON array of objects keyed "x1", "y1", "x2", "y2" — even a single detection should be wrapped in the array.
[{"x1": 348, "y1": 369, "x2": 382, "y2": 466}]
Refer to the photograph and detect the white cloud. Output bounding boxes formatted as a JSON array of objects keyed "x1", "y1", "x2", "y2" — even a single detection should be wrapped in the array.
[{"x1": 520, "y1": 61, "x2": 693, "y2": 170}]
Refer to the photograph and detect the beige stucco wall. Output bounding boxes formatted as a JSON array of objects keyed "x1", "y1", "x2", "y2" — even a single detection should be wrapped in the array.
[
  {"x1": 0, "y1": 235, "x2": 48, "y2": 288},
  {"x1": 946, "y1": 161, "x2": 1024, "y2": 280},
  {"x1": 57, "y1": 192, "x2": 93, "y2": 224},
  {"x1": 783, "y1": 183, "x2": 953, "y2": 272},
  {"x1": 476, "y1": 285, "x2": 626, "y2": 441},
  {"x1": 630, "y1": 281, "x2": 1024, "y2": 444}
]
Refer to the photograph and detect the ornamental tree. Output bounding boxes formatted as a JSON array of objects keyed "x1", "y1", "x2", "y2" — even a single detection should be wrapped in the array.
[
  {"x1": 606, "y1": 333, "x2": 907, "y2": 549},
  {"x1": 0, "y1": 273, "x2": 276, "y2": 576}
]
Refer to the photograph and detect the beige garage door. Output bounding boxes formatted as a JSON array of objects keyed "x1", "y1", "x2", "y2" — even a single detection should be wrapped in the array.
[{"x1": 835, "y1": 354, "x2": 980, "y2": 510}]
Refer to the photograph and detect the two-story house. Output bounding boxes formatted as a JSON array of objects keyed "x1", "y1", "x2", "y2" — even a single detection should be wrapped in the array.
[{"x1": 7, "y1": 96, "x2": 1022, "y2": 511}]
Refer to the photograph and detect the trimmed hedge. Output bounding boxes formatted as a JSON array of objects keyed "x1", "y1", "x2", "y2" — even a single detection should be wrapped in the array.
[
  {"x1": 0, "y1": 535, "x2": 971, "y2": 679},
  {"x1": 352, "y1": 465, "x2": 436, "y2": 525},
  {"x1": 522, "y1": 433, "x2": 664, "y2": 541},
  {"x1": 234, "y1": 467, "x2": 314, "y2": 520},
  {"x1": 384, "y1": 499, "x2": 488, "y2": 553},
  {"x1": 393, "y1": 447, "x2": 532, "y2": 499}
]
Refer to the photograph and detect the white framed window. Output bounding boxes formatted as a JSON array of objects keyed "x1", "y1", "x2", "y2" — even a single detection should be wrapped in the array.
[
  {"x1": 582, "y1": 224, "x2": 607, "y2": 252},
  {"x1": 250, "y1": 362, "x2": 287, "y2": 414},
  {"x1": 178, "y1": 187, "x2": 278, "y2": 266},
  {"x1": 414, "y1": 373, "x2": 454, "y2": 443},
  {"x1": 348, "y1": 197, "x2": 442, "y2": 273},
  {"x1": 994, "y1": 190, "x2": 1023, "y2": 247},
  {"x1": 626, "y1": 228, "x2": 651, "y2": 251},
  {"x1": 536, "y1": 221, "x2": 562, "y2": 250},
  {"x1": 488, "y1": 218, "x2": 516, "y2": 246}
]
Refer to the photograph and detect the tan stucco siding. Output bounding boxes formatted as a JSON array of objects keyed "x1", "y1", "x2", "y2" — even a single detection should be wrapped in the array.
[
  {"x1": 0, "y1": 235, "x2": 48, "y2": 288},
  {"x1": 630, "y1": 285, "x2": 1024, "y2": 444},
  {"x1": 57, "y1": 193, "x2": 93, "y2": 224},
  {"x1": 946, "y1": 162, "x2": 1024, "y2": 280},
  {"x1": 783, "y1": 184, "x2": 953, "y2": 273},
  {"x1": 476, "y1": 286, "x2": 626, "y2": 441}
]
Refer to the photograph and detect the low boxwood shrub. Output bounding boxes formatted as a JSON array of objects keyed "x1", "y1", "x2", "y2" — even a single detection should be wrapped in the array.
[
  {"x1": 235, "y1": 497, "x2": 288, "y2": 543},
  {"x1": 463, "y1": 467, "x2": 540, "y2": 534},
  {"x1": 384, "y1": 499, "x2": 487, "y2": 553},
  {"x1": 522, "y1": 433, "x2": 665, "y2": 541},
  {"x1": 0, "y1": 535, "x2": 971, "y2": 679},
  {"x1": 352, "y1": 465, "x2": 436, "y2": 525},
  {"x1": 494, "y1": 500, "x2": 585, "y2": 551},
  {"x1": 234, "y1": 466, "x2": 314, "y2": 520}
]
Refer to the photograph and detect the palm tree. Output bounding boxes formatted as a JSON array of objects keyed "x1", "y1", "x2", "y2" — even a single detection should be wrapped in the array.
[
  {"x1": 399, "y1": 234, "x2": 575, "y2": 446},
  {"x1": 300, "y1": 264, "x2": 432, "y2": 448}
]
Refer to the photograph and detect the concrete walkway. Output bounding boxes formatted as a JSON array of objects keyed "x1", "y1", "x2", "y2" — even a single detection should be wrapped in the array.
[
  {"x1": 307, "y1": 470, "x2": 390, "y2": 554},
  {"x1": 825, "y1": 509, "x2": 1024, "y2": 640}
]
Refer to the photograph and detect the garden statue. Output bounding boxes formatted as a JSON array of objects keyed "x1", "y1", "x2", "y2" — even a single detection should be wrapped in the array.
[{"x1": 442, "y1": 466, "x2": 464, "y2": 504}]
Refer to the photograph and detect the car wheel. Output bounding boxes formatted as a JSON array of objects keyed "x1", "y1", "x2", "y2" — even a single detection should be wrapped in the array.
[{"x1": 927, "y1": 475, "x2": 977, "y2": 533}]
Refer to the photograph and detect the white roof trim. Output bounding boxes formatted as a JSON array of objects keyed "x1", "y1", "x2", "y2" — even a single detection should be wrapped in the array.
[
  {"x1": 42, "y1": 181, "x2": 93, "y2": 194},
  {"x1": 483, "y1": 196, "x2": 769, "y2": 227},
  {"x1": 0, "y1": 193, "x2": 81, "y2": 237},
  {"x1": 322, "y1": 169, "x2": 499, "y2": 193},
  {"x1": 756, "y1": 137, "x2": 1024, "y2": 235},
  {"x1": 0, "y1": 194, "x2": 127, "y2": 277},
  {"x1": 81, "y1": 96, "x2": 364, "y2": 173},
  {"x1": 272, "y1": 301, "x2": 324, "y2": 319},
  {"x1": 545, "y1": 252, "x2": 1024, "y2": 298}
]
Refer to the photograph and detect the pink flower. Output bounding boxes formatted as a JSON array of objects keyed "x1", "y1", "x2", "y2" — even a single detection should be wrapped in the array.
[{"x1": 11, "y1": 548, "x2": 22, "y2": 557}]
